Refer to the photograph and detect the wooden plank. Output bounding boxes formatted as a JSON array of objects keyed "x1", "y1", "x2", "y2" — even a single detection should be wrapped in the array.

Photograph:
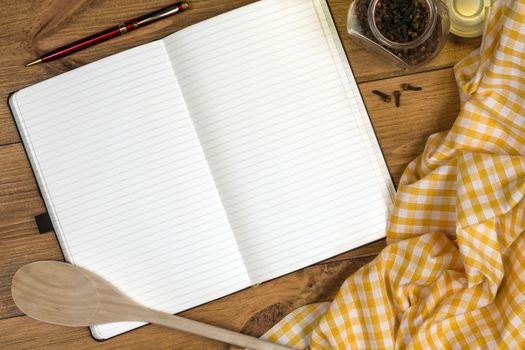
[
  {"x1": 0, "y1": 0, "x2": 479, "y2": 146},
  {"x1": 0, "y1": 144, "x2": 45, "y2": 229},
  {"x1": 0, "y1": 257, "x2": 373, "y2": 349},
  {"x1": 360, "y1": 68, "x2": 461, "y2": 185}
]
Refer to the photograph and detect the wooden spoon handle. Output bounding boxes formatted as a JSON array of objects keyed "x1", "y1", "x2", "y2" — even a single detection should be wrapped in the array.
[{"x1": 144, "y1": 310, "x2": 293, "y2": 350}]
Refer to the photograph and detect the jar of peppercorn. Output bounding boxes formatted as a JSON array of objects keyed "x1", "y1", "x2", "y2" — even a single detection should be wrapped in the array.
[{"x1": 347, "y1": 0, "x2": 450, "y2": 69}]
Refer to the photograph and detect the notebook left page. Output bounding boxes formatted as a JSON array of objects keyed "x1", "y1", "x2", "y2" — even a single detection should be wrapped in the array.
[{"x1": 10, "y1": 41, "x2": 250, "y2": 339}]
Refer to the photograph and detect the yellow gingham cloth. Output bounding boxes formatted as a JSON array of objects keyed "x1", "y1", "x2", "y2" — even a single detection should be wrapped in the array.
[{"x1": 261, "y1": 0, "x2": 525, "y2": 348}]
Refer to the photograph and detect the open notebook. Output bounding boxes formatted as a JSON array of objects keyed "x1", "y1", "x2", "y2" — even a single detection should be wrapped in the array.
[{"x1": 10, "y1": 0, "x2": 395, "y2": 340}]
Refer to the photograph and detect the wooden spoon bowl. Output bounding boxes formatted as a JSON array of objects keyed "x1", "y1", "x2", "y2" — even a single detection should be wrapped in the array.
[{"x1": 13, "y1": 262, "x2": 107, "y2": 326}]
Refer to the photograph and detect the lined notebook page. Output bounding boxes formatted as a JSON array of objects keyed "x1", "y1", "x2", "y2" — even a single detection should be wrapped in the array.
[
  {"x1": 164, "y1": 0, "x2": 394, "y2": 284},
  {"x1": 11, "y1": 42, "x2": 249, "y2": 339}
]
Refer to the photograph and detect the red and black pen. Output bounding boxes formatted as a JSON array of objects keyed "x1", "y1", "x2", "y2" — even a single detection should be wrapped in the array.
[{"x1": 26, "y1": 1, "x2": 189, "y2": 67}]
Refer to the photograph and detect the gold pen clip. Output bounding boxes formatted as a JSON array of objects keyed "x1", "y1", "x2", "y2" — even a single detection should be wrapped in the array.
[{"x1": 133, "y1": 2, "x2": 189, "y2": 28}]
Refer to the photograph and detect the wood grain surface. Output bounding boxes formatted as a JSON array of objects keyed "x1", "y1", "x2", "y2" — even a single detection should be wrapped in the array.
[{"x1": 0, "y1": 0, "x2": 480, "y2": 348}]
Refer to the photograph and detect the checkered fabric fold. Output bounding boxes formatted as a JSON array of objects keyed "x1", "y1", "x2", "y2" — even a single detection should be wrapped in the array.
[{"x1": 260, "y1": 0, "x2": 525, "y2": 348}]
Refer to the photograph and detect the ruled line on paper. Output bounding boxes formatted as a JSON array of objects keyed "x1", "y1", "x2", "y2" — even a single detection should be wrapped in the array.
[
  {"x1": 189, "y1": 74, "x2": 349, "y2": 128},
  {"x1": 234, "y1": 191, "x2": 385, "y2": 249},
  {"x1": 164, "y1": 2, "x2": 312, "y2": 59},
  {"x1": 90, "y1": 240, "x2": 247, "y2": 288},
  {"x1": 53, "y1": 158, "x2": 214, "y2": 217},
  {"x1": 229, "y1": 186, "x2": 384, "y2": 245},
  {"x1": 27, "y1": 80, "x2": 182, "y2": 136},
  {"x1": 225, "y1": 173, "x2": 380, "y2": 228},
  {"x1": 36, "y1": 117, "x2": 197, "y2": 179},
  {"x1": 171, "y1": 25, "x2": 329, "y2": 91},
  {"x1": 243, "y1": 219, "x2": 386, "y2": 268},
  {"x1": 180, "y1": 59, "x2": 342, "y2": 117},
  {"x1": 83, "y1": 222, "x2": 238, "y2": 270},
  {"x1": 42, "y1": 135, "x2": 205, "y2": 195},
  {"x1": 200, "y1": 105, "x2": 357, "y2": 161},
  {"x1": 20, "y1": 66, "x2": 171, "y2": 119},
  {"x1": 210, "y1": 146, "x2": 375, "y2": 212},
  {"x1": 206, "y1": 133, "x2": 369, "y2": 194},
  {"x1": 61, "y1": 185, "x2": 231, "y2": 246},
  {"x1": 39, "y1": 126, "x2": 204, "y2": 192},
  {"x1": 248, "y1": 223, "x2": 386, "y2": 283}
]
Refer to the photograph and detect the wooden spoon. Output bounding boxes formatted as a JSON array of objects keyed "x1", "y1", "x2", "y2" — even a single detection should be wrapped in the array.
[{"x1": 11, "y1": 261, "x2": 293, "y2": 350}]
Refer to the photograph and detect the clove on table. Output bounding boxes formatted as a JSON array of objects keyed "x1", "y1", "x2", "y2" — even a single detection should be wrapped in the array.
[
  {"x1": 393, "y1": 90, "x2": 401, "y2": 107},
  {"x1": 372, "y1": 90, "x2": 391, "y2": 102},
  {"x1": 371, "y1": 83, "x2": 423, "y2": 107},
  {"x1": 401, "y1": 83, "x2": 423, "y2": 91}
]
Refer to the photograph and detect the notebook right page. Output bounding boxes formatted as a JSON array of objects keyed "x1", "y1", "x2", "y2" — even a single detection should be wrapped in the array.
[{"x1": 164, "y1": 0, "x2": 395, "y2": 284}]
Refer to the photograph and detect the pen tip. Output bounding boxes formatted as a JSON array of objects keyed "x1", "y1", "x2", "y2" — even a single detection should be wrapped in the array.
[
  {"x1": 181, "y1": 2, "x2": 189, "y2": 10},
  {"x1": 25, "y1": 59, "x2": 42, "y2": 67}
]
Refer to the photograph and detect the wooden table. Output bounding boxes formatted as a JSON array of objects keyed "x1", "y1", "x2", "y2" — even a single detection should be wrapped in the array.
[{"x1": 0, "y1": 1, "x2": 480, "y2": 348}]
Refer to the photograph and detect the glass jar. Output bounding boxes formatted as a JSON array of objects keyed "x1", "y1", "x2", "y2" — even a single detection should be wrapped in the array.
[{"x1": 347, "y1": 0, "x2": 450, "y2": 70}]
